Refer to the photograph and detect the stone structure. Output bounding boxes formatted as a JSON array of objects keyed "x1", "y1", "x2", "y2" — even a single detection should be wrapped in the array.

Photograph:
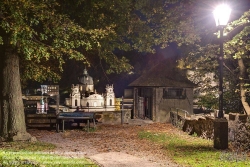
[
  {"x1": 172, "y1": 111, "x2": 249, "y2": 148},
  {"x1": 96, "y1": 109, "x2": 131, "y2": 124},
  {"x1": 65, "y1": 69, "x2": 116, "y2": 112},
  {"x1": 129, "y1": 60, "x2": 195, "y2": 123}
]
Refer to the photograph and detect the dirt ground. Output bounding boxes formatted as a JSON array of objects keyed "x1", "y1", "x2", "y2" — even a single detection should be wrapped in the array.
[{"x1": 28, "y1": 121, "x2": 182, "y2": 167}]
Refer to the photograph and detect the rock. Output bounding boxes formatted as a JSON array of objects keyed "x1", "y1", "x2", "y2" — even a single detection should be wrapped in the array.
[
  {"x1": 29, "y1": 136, "x2": 37, "y2": 142},
  {"x1": 12, "y1": 132, "x2": 32, "y2": 141}
]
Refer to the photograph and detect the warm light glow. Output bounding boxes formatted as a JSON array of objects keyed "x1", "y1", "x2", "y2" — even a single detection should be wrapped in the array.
[{"x1": 213, "y1": 4, "x2": 231, "y2": 26}]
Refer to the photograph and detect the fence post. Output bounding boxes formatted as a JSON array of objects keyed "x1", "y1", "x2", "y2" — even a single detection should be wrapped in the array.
[{"x1": 121, "y1": 96, "x2": 124, "y2": 125}]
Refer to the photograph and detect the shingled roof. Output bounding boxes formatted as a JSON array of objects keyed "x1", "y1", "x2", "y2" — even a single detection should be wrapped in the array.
[{"x1": 129, "y1": 60, "x2": 195, "y2": 88}]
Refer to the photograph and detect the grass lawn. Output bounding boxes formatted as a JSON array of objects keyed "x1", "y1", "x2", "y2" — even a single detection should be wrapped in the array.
[
  {"x1": 138, "y1": 130, "x2": 250, "y2": 167},
  {"x1": 0, "y1": 141, "x2": 98, "y2": 167}
]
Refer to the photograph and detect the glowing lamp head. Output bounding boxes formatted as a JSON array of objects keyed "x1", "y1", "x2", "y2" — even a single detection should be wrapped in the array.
[{"x1": 213, "y1": 4, "x2": 231, "y2": 26}]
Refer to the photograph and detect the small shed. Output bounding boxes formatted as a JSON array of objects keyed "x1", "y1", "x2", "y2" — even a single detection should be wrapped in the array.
[{"x1": 129, "y1": 60, "x2": 195, "y2": 123}]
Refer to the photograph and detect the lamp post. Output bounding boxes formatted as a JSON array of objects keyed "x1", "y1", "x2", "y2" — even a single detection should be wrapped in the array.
[
  {"x1": 213, "y1": 4, "x2": 231, "y2": 118},
  {"x1": 212, "y1": 4, "x2": 231, "y2": 149}
]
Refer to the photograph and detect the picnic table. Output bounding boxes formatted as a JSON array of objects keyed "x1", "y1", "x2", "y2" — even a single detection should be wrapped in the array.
[{"x1": 56, "y1": 112, "x2": 96, "y2": 132}]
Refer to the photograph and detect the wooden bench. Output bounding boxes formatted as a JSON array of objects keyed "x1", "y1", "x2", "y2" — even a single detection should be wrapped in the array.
[
  {"x1": 25, "y1": 113, "x2": 57, "y2": 128},
  {"x1": 56, "y1": 112, "x2": 96, "y2": 132}
]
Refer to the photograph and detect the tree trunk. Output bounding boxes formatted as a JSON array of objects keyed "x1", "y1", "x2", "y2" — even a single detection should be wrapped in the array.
[
  {"x1": 238, "y1": 58, "x2": 250, "y2": 115},
  {"x1": 0, "y1": 36, "x2": 32, "y2": 141}
]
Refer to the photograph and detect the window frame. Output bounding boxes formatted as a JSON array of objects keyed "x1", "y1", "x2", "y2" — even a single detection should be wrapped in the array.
[{"x1": 163, "y1": 88, "x2": 186, "y2": 99}]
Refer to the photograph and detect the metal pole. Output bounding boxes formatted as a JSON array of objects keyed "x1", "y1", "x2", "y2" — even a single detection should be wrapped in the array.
[
  {"x1": 218, "y1": 27, "x2": 224, "y2": 118},
  {"x1": 57, "y1": 94, "x2": 60, "y2": 114}
]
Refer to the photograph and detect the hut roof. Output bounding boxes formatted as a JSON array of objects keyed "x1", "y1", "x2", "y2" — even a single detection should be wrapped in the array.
[{"x1": 129, "y1": 60, "x2": 195, "y2": 88}]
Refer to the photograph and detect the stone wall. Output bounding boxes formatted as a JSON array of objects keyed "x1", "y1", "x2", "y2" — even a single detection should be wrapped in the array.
[
  {"x1": 171, "y1": 111, "x2": 214, "y2": 138},
  {"x1": 95, "y1": 109, "x2": 132, "y2": 124},
  {"x1": 228, "y1": 113, "x2": 248, "y2": 122},
  {"x1": 182, "y1": 116, "x2": 214, "y2": 138},
  {"x1": 171, "y1": 111, "x2": 249, "y2": 139}
]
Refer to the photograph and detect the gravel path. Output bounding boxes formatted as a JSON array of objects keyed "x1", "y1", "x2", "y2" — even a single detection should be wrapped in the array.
[{"x1": 28, "y1": 122, "x2": 181, "y2": 167}]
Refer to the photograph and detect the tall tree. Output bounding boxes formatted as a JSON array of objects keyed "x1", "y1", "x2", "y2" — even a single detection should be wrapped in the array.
[
  {"x1": 224, "y1": 10, "x2": 250, "y2": 114},
  {"x1": 0, "y1": 0, "x2": 107, "y2": 141},
  {"x1": 183, "y1": 0, "x2": 250, "y2": 113}
]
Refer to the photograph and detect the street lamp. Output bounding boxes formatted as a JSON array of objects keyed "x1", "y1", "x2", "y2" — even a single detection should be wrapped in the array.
[
  {"x1": 213, "y1": 4, "x2": 231, "y2": 118},
  {"x1": 212, "y1": 4, "x2": 231, "y2": 149}
]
